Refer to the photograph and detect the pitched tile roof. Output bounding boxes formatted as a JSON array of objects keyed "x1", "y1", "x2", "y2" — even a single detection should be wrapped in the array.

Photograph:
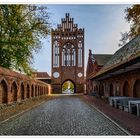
[
  {"x1": 0, "y1": 66, "x2": 48, "y2": 85},
  {"x1": 33, "y1": 72, "x2": 50, "y2": 78},
  {"x1": 93, "y1": 54, "x2": 112, "y2": 66},
  {"x1": 90, "y1": 35, "x2": 140, "y2": 79},
  {"x1": 0, "y1": 66, "x2": 30, "y2": 80}
]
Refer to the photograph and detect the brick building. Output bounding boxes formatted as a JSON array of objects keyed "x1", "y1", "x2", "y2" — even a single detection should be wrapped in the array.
[
  {"x1": 33, "y1": 72, "x2": 51, "y2": 84},
  {"x1": 51, "y1": 13, "x2": 85, "y2": 94},
  {"x1": 86, "y1": 35, "x2": 140, "y2": 98}
]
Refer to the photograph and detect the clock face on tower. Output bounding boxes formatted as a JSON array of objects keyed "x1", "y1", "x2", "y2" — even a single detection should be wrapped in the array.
[
  {"x1": 53, "y1": 72, "x2": 60, "y2": 78},
  {"x1": 78, "y1": 73, "x2": 83, "y2": 78}
]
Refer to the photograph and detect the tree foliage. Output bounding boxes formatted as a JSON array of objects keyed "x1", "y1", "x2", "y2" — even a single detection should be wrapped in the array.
[
  {"x1": 62, "y1": 81, "x2": 74, "y2": 91},
  {"x1": 125, "y1": 5, "x2": 140, "y2": 39},
  {"x1": 0, "y1": 5, "x2": 50, "y2": 75},
  {"x1": 118, "y1": 32, "x2": 129, "y2": 47},
  {"x1": 119, "y1": 5, "x2": 140, "y2": 46},
  {"x1": 62, "y1": 81, "x2": 69, "y2": 91}
]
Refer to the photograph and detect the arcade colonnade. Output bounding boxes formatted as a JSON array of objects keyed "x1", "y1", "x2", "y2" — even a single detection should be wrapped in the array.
[
  {"x1": 87, "y1": 70, "x2": 140, "y2": 98},
  {"x1": 0, "y1": 66, "x2": 50, "y2": 105}
]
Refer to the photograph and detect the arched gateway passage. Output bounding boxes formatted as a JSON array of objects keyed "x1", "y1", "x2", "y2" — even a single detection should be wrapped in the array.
[{"x1": 62, "y1": 80, "x2": 76, "y2": 94}]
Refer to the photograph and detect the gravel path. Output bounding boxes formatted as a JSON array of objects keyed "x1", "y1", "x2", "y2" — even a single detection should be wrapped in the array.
[{"x1": 0, "y1": 96, "x2": 128, "y2": 135}]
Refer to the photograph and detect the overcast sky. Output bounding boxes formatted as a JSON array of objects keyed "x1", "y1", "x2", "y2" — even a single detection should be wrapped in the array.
[{"x1": 32, "y1": 4, "x2": 130, "y2": 76}]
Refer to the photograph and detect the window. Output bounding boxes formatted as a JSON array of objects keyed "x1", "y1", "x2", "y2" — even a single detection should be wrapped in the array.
[
  {"x1": 53, "y1": 40, "x2": 59, "y2": 67},
  {"x1": 71, "y1": 48, "x2": 76, "y2": 66},
  {"x1": 78, "y1": 41, "x2": 82, "y2": 67},
  {"x1": 62, "y1": 43, "x2": 75, "y2": 66}
]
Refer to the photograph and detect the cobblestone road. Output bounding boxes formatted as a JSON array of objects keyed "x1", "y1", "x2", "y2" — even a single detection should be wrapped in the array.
[{"x1": 0, "y1": 96, "x2": 128, "y2": 135}]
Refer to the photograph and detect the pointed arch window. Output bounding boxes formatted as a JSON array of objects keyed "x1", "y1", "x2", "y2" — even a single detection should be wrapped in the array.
[
  {"x1": 62, "y1": 42, "x2": 75, "y2": 66},
  {"x1": 78, "y1": 41, "x2": 83, "y2": 67},
  {"x1": 71, "y1": 47, "x2": 76, "y2": 66},
  {"x1": 53, "y1": 40, "x2": 59, "y2": 67}
]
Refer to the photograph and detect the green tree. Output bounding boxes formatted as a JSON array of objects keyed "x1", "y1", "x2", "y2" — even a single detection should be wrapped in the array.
[
  {"x1": 70, "y1": 82, "x2": 74, "y2": 90},
  {"x1": 0, "y1": 5, "x2": 50, "y2": 75},
  {"x1": 62, "y1": 81, "x2": 69, "y2": 91},
  {"x1": 125, "y1": 5, "x2": 140, "y2": 39},
  {"x1": 119, "y1": 5, "x2": 140, "y2": 46},
  {"x1": 62, "y1": 81, "x2": 74, "y2": 91}
]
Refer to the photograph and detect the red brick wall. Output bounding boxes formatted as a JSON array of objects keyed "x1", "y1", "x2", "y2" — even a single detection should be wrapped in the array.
[
  {"x1": 87, "y1": 69, "x2": 140, "y2": 98},
  {"x1": 0, "y1": 66, "x2": 50, "y2": 105}
]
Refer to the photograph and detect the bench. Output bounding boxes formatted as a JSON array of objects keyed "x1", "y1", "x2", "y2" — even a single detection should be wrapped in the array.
[
  {"x1": 128, "y1": 100, "x2": 140, "y2": 117},
  {"x1": 118, "y1": 98, "x2": 140, "y2": 112},
  {"x1": 108, "y1": 96, "x2": 129, "y2": 108}
]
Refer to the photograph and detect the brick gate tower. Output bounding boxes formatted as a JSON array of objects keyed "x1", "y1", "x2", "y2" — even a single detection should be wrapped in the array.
[{"x1": 51, "y1": 13, "x2": 84, "y2": 94}]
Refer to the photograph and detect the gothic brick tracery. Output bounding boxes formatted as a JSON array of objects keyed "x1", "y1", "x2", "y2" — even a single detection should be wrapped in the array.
[{"x1": 51, "y1": 13, "x2": 85, "y2": 93}]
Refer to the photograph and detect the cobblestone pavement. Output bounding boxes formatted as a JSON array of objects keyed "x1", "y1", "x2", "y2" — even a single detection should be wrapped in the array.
[{"x1": 0, "y1": 96, "x2": 128, "y2": 135}]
